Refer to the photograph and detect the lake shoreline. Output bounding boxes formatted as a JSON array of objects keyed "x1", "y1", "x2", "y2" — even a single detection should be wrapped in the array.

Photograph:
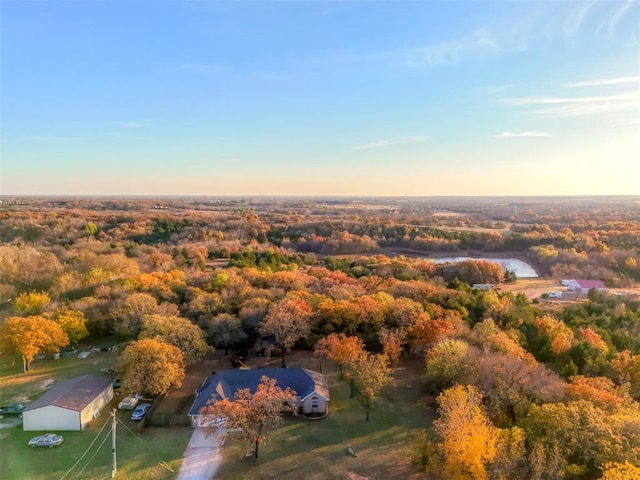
[{"x1": 379, "y1": 248, "x2": 544, "y2": 277}]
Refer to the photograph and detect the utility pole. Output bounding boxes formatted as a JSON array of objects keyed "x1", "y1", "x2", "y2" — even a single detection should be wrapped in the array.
[{"x1": 111, "y1": 409, "x2": 117, "y2": 478}]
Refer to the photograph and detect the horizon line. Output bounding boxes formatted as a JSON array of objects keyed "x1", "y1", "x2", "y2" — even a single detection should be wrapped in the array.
[{"x1": 1, "y1": 194, "x2": 639, "y2": 199}]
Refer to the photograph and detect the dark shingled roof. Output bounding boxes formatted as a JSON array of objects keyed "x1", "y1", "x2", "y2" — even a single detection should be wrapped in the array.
[
  {"x1": 24, "y1": 375, "x2": 112, "y2": 412},
  {"x1": 189, "y1": 367, "x2": 329, "y2": 416}
]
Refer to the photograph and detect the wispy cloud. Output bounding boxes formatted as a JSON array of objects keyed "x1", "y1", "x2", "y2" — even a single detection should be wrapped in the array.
[
  {"x1": 567, "y1": 76, "x2": 640, "y2": 87},
  {"x1": 514, "y1": 1, "x2": 638, "y2": 44},
  {"x1": 501, "y1": 92, "x2": 639, "y2": 106},
  {"x1": 607, "y1": 0, "x2": 636, "y2": 39},
  {"x1": 493, "y1": 132, "x2": 551, "y2": 138},
  {"x1": 564, "y1": 2, "x2": 593, "y2": 37},
  {"x1": 303, "y1": 28, "x2": 515, "y2": 70},
  {"x1": 497, "y1": 69, "x2": 640, "y2": 124},
  {"x1": 500, "y1": 91, "x2": 640, "y2": 117},
  {"x1": 113, "y1": 121, "x2": 144, "y2": 128},
  {"x1": 354, "y1": 136, "x2": 429, "y2": 150},
  {"x1": 405, "y1": 28, "x2": 510, "y2": 66}
]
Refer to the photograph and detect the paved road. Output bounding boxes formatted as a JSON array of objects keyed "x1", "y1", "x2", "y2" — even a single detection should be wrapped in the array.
[{"x1": 176, "y1": 427, "x2": 226, "y2": 480}]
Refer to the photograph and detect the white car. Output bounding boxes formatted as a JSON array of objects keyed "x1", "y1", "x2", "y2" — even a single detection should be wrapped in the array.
[
  {"x1": 118, "y1": 394, "x2": 144, "y2": 410},
  {"x1": 28, "y1": 434, "x2": 64, "y2": 448}
]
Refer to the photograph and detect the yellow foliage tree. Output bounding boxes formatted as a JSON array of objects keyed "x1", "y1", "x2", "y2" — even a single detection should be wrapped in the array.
[
  {"x1": 116, "y1": 338, "x2": 185, "y2": 395},
  {"x1": 13, "y1": 291, "x2": 51, "y2": 316},
  {"x1": 353, "y1": 353, "x2": 394, "y2": 422},
  {"x1": 140, "y1": 314, "x2": 211, "y2": 365},
  {"x1": 0, "y1": 316, "x2": 69, "y2": 372},
  {"x1": 435, "y1": 385, "x2": 498, "y2": 480},
  {"x1": 600, "y1": 461, "x2": 640, "y2": 480},
  {"x1": 53, "y1": 309, "x2": 89, "y2": 344}
]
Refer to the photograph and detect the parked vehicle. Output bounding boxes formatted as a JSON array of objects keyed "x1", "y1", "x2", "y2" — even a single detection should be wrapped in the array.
[
  {"x1": 0, "y1": 403, "x2": 24, "y2": 415},
  {"x1": 131, "y1": 403, "x2": 150, "y2": 421},
  {"x1": 59, "y1": 347, "x2": 77, "y2": 358},
  {"x1": 118, "y1": 394, "x2": 143, "y2": 410},
  {"x1": 28, "y1": 434, "x2": 64, "y2": 448}
]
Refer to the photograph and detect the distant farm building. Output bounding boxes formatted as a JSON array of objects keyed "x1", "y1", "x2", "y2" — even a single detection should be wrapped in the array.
[
  {"x1": 189, "y1": 367, "x2": 330, "y2": 427},
  {"x1": 22, "y1": 375, "x2": 113, "y2": 431},
  {"x1": 472, "y1": 283, "x2": 495, "y2": 290},
  {"x1": 566, "y1": 279, "x2": 607, "y2": 294}
]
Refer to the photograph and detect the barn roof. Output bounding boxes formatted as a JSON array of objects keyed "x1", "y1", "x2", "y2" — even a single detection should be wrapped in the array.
[
  {"x1": 189, "y1": 367, "x2": 329, "y2": 416},
  {"x1": 573, "y1": 279, "x2": 606, "y2": 289},
  {"x1": 24, "y1": 375, "x2": 112, "y2": 412}
]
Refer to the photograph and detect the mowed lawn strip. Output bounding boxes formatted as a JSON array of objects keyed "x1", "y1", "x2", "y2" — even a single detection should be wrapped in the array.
[
  {"x1": 214, "y1": 355, "x2": 435, "y2": 480},
  {"x1": 0, "y1": 350, "x2": 190, "y2": 480}
]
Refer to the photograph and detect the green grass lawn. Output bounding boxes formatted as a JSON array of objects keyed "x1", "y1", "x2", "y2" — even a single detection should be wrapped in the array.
[
  {"x1": 0, "y1": 349, "x2": 190, "y2": 480},
  {"x1": 1, "y1": 349, "x2": 435, "y2": 479},
  {"x1": 215, "y1": 356, "x2": 435, "y2": 480},
  {"x1": 0, "y1": 348, "x2": 117, "y2": 406},
  {"x1": 0, "y1": 417, "x2": 190, "y2": 480}
]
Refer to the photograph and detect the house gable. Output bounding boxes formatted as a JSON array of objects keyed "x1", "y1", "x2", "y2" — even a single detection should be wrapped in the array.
[{"x1": 189, "y1": 367, "x2": 329, "y2": 416}]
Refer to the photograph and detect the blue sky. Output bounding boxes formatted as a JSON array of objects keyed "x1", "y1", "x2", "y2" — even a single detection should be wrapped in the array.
[{"x1": 1, "y1": 0, "x2": 639, "y2": 196}]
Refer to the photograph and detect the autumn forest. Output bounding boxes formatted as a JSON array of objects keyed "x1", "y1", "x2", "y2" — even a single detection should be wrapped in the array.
[{"x1": 1, "y1": 195, "x2": 640, "y2": 480}]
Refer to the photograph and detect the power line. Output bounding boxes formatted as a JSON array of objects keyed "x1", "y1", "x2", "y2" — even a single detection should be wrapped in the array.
[
  {"x1": 74, "y1": 424, "x2": 111, "y2": 479},
  {"x1": 59, "y1": 416, "x2": 111, "y2": 480},
  {"x1": 114, "y1": 417, "x2": 174, "y2": 473}
]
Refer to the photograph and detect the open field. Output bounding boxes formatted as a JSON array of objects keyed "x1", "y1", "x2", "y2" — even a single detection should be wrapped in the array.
[
  {"x1": 499, "y1": 278, "x2": 640, "y2": 304},
  {"x1": 213, "y1": 351, "x2": 435, "y2": 480},
  {"x1": 0, "y1": 349, "x2": 190, "y2": 480},
  {"x1": 499, "y1": 278, "x2": 565, "y2": 299},
  {"x1": 0, "y1": 348, "x2": 118, "y2": 407}
]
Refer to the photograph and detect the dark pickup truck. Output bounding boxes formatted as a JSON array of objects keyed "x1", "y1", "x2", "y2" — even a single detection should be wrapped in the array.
[{"x1": 0, "y1": 403, "x2": 24, "y2": 415}]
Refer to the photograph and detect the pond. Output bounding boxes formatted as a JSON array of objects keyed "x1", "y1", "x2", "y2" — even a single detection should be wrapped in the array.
[{"x1": 428, "y1": 256, "x2": 538, "y2": 278}]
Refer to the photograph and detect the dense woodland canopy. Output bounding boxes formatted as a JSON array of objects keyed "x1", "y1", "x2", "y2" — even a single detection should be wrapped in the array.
[{"x1": 1, "y1": 196, "x2": 640, "y2": 479}]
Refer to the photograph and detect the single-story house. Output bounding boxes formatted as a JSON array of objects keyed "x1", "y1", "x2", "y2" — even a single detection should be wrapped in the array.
[
  {"x1": 22, "y1": 375, "x2": 113, "y2": 431},
  {"x1": 566, "y1": 279, "x2": 607, "y2": 294},
  {"x1": 189, "y1": 367, "x2": 329, "y2": 427}
]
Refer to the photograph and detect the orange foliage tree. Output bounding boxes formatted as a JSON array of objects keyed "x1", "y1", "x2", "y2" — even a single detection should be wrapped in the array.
[
  {"x1": 199, "y1": 376, "x2": 298, "y2": 459},
  {"x1": 259, "y1": 297, "x2": 313, "y2": 368},
  {"x1": 379, "y1": 327, "x2": 406, "y2": 368},
  {"x1": 314, "y1": 333, "x2": 365, "y2": 397}
]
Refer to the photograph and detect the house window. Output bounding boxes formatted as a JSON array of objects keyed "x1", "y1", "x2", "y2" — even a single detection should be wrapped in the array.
[{"x1": 311, "y1": 397, "x2": 319, "y2": 408}]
